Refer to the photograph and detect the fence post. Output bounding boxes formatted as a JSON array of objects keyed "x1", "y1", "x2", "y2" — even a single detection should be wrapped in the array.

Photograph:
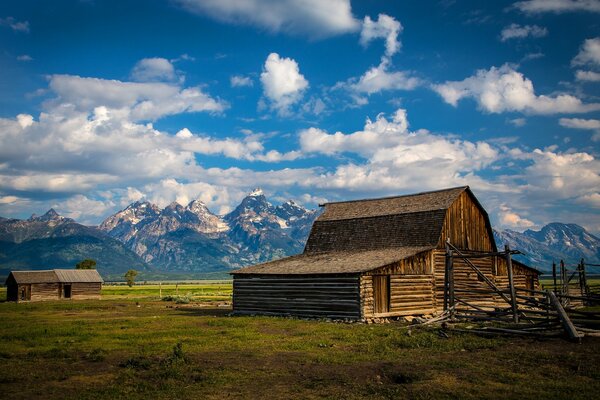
[
  {"x1": 581, "y1": 258, "x2": 589, "y2": 299},
  {"x1": 552, "y1": 261, "x2": 557, "y2": 291},
  {"x1": 505, "y1": 244, "x2": 519, "y2": 323},
  {"x1": 444, "y1": 240, "x2": 451, "y2": 312}
]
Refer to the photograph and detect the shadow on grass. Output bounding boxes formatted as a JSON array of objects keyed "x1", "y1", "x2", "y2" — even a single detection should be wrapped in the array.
[{"x1": 168, "y1": 306, "x2": 232, "y2": 317}]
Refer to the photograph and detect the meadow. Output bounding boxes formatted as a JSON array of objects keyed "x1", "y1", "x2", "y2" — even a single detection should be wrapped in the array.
[{"x1": 0, "y1": 283, "x2": 599, "y2": 399}]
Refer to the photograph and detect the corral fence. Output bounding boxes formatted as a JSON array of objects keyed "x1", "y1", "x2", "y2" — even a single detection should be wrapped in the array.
[{"x1": 430, "y1": 241, "x2": 600, "y2": 342}]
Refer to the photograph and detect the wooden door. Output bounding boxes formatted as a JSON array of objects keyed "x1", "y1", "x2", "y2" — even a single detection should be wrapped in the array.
[{"x1": 373, "y1": 275, "x2": 390, "y2": 314}]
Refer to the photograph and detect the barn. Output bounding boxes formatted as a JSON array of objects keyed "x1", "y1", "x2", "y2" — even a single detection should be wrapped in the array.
[
  {"x1": 231, "y1": 186, "x2": 540, "y2": 320},
  {"x1": 5, "y1": 269, "x2": 104, "y2": 302}
]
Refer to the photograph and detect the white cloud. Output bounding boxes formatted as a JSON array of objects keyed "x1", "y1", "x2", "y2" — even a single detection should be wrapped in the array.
[
  {"x1": 131, "y1": 57, "x2": 178, "y2": 82},
  {"x1": 432, "y1": 64, "x2": 600, "y2": 114},
  {"x1": 575, "y1": 70, "x2": 600, "y2": 81},
  {"x1": 360, "y1": 14, "x2": 402, "y2": 57},
  {"x1": 509, "y1": 118, "x2": 526, "y2": 127},
  {"x1": 572, "y1": 37, "x2": 600, "y2": 66},
  {"x1": 260, "y1": 53, "x2": 308, "y2": 115},
  {"x1": 498, "y1": 204, "x2": 535, "y2": 229},
  {"x1": 560, "y1": 118, "x2": 600, "y2": 141},
  {"x1": 514, "y1": 0, "x2": 600, "y2": 13},
  {"x1": 230, "y1": 75, "x2": 253, "y2": 87},
  {"x1": 500, "y1": 24, "x2": 547, "y2": 42},
  {"x1": 175, "y1": 0, "x2": 359, "y2": 38},
  {"x1": 300, "y1": 109, "x2": 498, "y2": 181},
  {"x1": 53, "y1": 195, "x2": 115, "y2": 222},
  {"x1": 559, "y1": 117, "x2": 600, "y2": 130},
  {"x1": 346, "y1": 59, "x2": 420, "y2": 95},
  {"x1": 48, "y1": 74, "x2": 227, "y2": 121},
  {"x1": 0, "y1": 17, "x2": 29, "y2": 33},
  {"x1": 16, "y1": 54, "x2": 33, "y2": 62}
]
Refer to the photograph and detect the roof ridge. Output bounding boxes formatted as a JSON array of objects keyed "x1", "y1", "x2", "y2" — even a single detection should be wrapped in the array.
[
  {"x1": 319, "y1": 186, "x2": 468, "y2": 206},
  {"x1": 313, "y1": 207, "x2": 448, "y2": 223}
]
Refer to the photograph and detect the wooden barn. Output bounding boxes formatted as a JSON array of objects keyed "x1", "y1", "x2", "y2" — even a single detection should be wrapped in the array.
[
  {"x1": 5, "y1": 269, "x2": 104, "y2": 302},
  {"x1": 231, "y1": 186, "x2": 540, "y2": 320}
]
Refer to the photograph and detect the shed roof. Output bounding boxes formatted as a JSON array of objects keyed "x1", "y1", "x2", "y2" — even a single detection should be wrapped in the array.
[
  {"x1": 232, "y1": 246, "x2": 434, "y2": 275},
  {"x1": 7, "y1": 269, "x2": 104, "y2": 284}
]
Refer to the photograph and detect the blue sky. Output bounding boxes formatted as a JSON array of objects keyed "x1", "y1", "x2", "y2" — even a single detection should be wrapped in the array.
[{"x1": 0, "y1": 0, "x2": 599, "y2": 233}]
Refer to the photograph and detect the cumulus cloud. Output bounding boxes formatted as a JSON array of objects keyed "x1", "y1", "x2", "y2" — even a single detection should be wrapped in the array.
[
  {"x1": 0, "y1": 17, "x2": 29, "y2": 33},
  {"x1": 299, "y1": 109, "x2": 499, "y2": 191},
  {"x1": 345, "y1": 59, "x2": 420, "y2": 96},
  {"x1": 432, "y1": 64, "x2": 600, "y2": 114},
  {"x1": 514, "y1": 0, "x2": 600, "y2": 14},
  {"x1": 175, "y1": 0, "x2": 359, "y2": 38},
  {"x1": 560, "y1": 118, "x2": 600, "y2": 141},
  {"x1": 572, "y1": 37, "x2": 600, "y2": 66},
  {"x1": 47, "y1": 74, "x2": 227, "y2": 121},
  {"x1": 360, "y1": 14, "x2": 403, "y2": 57},
  {"x1": 260, "y1": 53, "x2": 308, "y2": 115},
  {"x1": 230, "y1": 75, "x2": 253, "y2": 87},
  {"x1": 498, "y1": 204, "x2": 535, "y2": 229},
  {"x1": 559, "y1": 117, "x2": 600, "y2": 130},
  {"x1": 131, "y1": 57, "x2": 178, "y2": 82},
  {"x1": 500, "y1": 24, "x2": 547, "y2": 42},
  {"x1": 575, "y1": 70, "x2": 600, "y2": 81}
]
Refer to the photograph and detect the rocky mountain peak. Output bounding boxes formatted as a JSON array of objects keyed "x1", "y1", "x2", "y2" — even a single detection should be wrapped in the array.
[
  {"x1": 249, "y1": 188, "x2": 264, "y2": 197},
  {"x1": 28, "y1": 208, "x2": 69, "y2": 223}
]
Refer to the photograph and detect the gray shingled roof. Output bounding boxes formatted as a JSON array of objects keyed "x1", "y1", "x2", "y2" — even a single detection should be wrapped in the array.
[
  {"x1": 232, "y1": 246, "x2": 434, "y2": 275},
  {"x1": 7, "y1": 269, "x2": 103, "y2": 284},
  {"x1": 318, "y1": 186, "x2": 467, "y2": 221}
]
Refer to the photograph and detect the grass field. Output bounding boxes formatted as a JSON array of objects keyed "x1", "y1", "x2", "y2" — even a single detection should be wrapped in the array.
[{"x1": 1, "y1": 285, "x2": 600, "y2": 399}]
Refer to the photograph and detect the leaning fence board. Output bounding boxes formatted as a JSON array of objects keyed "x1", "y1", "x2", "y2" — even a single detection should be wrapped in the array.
[{"x1": 548, "y1": 290, "x2": 583, "y2": 342}]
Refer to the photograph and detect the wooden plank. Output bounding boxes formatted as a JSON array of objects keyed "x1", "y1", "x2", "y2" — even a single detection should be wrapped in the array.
[{"x1": 547, "y1": 290, "x2": 583, "y2": 342}]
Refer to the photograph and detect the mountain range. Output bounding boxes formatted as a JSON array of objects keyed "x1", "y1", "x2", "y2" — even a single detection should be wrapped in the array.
[{"x1": 0, "y1": 189, "x2": 598, "y2": 278}]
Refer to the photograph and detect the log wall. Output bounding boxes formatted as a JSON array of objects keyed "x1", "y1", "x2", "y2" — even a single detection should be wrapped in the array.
[
  {"x1": 71, "y1": 283, "x2": 102, "y2": 299},
  {"x1": 360, "y1": 272, "x2": 435, "y2": 318},
  {"x1": 233, "y1": 274, "x2": 361, "y2": 319},
  {"x1": 439, "y1": 191, "x2": 494, "y2": 252},
  {"x1": 29, "y1": 283, "x2": 61, "y2": 301}
]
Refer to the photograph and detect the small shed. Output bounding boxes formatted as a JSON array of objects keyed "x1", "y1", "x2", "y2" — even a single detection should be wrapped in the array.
[
  {"x1": 231, "y1": 186, "x2": 540, "y2": 320},
  {"x1": 5, "y1": 269, "x2": 103, "y2": 302}
]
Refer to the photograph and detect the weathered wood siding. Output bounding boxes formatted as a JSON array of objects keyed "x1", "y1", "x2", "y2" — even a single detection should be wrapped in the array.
[
  {"x1": 233, "y1": 274, "x2": 361, "y2": 319},
  {"x1": 360, "y1": 251, "x2": 436, "y2": 318},
  {"x1": 29, "y1": 283, "x2": 61, "y2": 302},
  {"x1": 439, "y1": 191, "x2": 494, "y2": 251},
  {"x1": 71, "y1": 283, "x2": 102, "y2": 299}
]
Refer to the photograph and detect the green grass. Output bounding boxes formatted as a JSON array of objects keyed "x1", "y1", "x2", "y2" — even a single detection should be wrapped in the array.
[
  {"x1": 101, "y1": 282, "x2": 232, "y2": 302},
  {"x1": 1, "y1": 294, "x2": 599, "y2": 399}
]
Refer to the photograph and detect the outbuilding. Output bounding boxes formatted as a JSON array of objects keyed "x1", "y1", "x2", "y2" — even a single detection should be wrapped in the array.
[
  {"x1": 5, "y1": 269, "x2": 103, "y2": 302},
  {"x1": 231, "y1": 186, "x2": 540, "y2": 320}
]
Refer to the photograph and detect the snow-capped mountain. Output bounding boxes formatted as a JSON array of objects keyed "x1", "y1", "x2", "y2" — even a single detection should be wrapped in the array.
[
  {"x1": 0, "y1": 209, "x2": 148, "y2": 277},
  {"x1": 97, "y1": 189, "x2": 320, "y2": 272},
  {"x1": 494, "y1": 223, "x2": 600, "y2": 272}
]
